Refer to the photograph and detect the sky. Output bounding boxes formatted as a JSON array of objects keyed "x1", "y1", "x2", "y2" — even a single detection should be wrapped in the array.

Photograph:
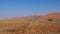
[{"x1": 0, "y1": 0, "x2": 60, "y2": 18}]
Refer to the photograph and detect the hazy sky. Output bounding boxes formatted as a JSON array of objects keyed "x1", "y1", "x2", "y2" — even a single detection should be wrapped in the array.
[{"x1": 0, "y1": 0, "x2": 60, "y2": 18}]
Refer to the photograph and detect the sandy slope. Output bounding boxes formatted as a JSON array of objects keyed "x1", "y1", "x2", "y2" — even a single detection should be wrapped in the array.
[{"x1": 0, "y1": 13, "x2": 60, "y2": 34}]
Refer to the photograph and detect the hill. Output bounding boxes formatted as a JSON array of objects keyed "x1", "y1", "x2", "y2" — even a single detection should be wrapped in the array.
[{"x1": 40, "y1": 12, "x2": 60, "y2": 19}]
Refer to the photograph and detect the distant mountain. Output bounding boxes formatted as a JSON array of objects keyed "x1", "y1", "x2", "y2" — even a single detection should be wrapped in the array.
[
  {"x1": 40, "y1": 12, "x2": 60, "y2": 19},
  {"x1": 21, "y1": 12, "x2": 60, "y2": 19},
  {"x1": 0, "y1": 12, "x2": 60, "y2": 20}
]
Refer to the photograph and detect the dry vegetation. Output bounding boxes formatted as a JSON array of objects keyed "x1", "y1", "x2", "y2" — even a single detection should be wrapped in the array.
[{"x1": 0, "y1": 13, "x2": 60, "y2": 34}]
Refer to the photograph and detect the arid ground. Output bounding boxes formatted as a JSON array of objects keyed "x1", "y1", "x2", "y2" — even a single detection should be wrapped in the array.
[{"x1": 0, "y1": 13, "x2": 60, "y2": 34}]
